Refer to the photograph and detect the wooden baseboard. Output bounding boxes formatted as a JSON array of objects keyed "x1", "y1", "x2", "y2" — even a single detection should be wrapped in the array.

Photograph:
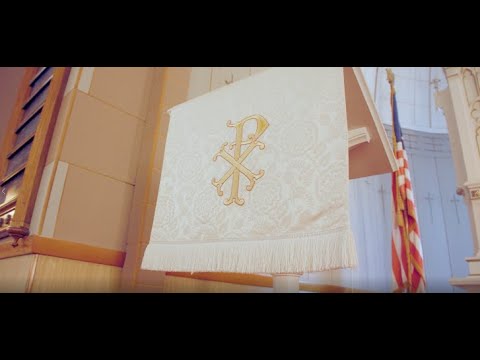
[
  {"x1": 0, "y1": 236, "x2": 32, "y2": 259},
  {"x1": 167, "y1": 272, "x2": 274, "y2": 288},
  {"x1": 166, "y1": 272, "x2": 369, "y2": 293},
  {"x1": 0, "y1": 235, "x2": 125, "y2": 267}
]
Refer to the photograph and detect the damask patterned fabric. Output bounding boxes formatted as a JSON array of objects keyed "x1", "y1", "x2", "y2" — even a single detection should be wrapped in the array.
[{"x1": 141, "y1": 67, "x2": 357, "y2": 273}]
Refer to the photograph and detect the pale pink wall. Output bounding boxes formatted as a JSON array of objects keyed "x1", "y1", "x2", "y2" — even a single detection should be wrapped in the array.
[{"x1": 0, "y1": 67, "x2": 24, "y2": 152}]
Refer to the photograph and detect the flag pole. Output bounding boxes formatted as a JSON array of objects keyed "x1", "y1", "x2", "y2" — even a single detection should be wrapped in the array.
[
  {"x1": 386, "y1": 68, "x2": 395, "y2": 93},
  {"x1": 387, "y1": 68, "x2": 414, "y2": 293}
]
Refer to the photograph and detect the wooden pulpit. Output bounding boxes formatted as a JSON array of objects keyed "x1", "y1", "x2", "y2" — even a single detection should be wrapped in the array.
[
  {"x1": 345, "y1": 67, "x2": 397, "y2": 179},
  {"x1": 275, "y1": 68, "x2": 397, "y2": 292}
]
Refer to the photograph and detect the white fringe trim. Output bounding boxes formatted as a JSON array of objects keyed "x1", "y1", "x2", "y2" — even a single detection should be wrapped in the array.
[{"x1": 141, "y1": 227, "x2": 357, "y2": 274}]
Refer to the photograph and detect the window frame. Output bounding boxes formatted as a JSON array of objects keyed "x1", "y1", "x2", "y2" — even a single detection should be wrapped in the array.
[{"x1": 0, "y1": 67, "x2": 70, "y2": 244}]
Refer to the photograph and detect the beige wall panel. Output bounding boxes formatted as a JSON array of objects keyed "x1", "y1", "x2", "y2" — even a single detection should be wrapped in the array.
[
  {"x1": 161, "y1": 67, "x2": 192, "y2": 111},
  {"x1": 153, "y1": 67, "x2": 192, "y2": 170},
  {"x1": 127, "y1": 69, "x2": 164, "y2": 209},
  {"x1": 88, "y1": 67, "x2": 153, "y2": 119},
  {"x1": 45, "y1": 90, "x2": 75, "y2": 166},
  {"x1": 187, "y1": 67, "x2": 212, "y2": 100},
  {"x1": 120, "y1": 69, "x2": 166, "y2": 289},
  {"x1": 210, "y1": 67, "x2": 250, "y2": 90},
  {"x1": 60, "y1": 92, "x2": 144, "y2": 184},
  {"x1": 0, "y1": 255, "x2": 36, "y2": 293},
  {"x1": 54, "y1": 164, "x2": 133, "y2": 251}
]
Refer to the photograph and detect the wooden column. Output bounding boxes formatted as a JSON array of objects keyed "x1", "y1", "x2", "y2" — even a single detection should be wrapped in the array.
[{"x1": 437, "y1": 67, "x2": 480, "y2": 292}]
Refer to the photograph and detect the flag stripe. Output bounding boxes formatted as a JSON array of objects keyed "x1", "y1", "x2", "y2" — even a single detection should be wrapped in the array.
[{"x1": 389, "y1": 80, "x2": 426, "y2": 293}]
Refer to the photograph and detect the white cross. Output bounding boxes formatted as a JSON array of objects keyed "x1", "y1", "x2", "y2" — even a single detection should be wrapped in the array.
[
  {"x1": 450, "y1": 194, "x2": 461, "y2": 224},
  {"x1": 424, "y1": 192, "x2": 435, "y2": 224},
  {"x1": 378, "y1": 184, "x2": 389, "y2": 220},
  {"x1": 430, "y1": 78, "x2": 441, "y2": 92}
]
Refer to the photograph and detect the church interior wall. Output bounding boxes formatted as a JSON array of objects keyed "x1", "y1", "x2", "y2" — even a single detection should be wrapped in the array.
[{"x1": 0, "y1": 67, "x2": 475, "y2": 293}]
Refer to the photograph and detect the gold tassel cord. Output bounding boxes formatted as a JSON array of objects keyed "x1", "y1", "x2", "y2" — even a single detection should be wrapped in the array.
[
  {"x1": 386, "y1": 68, "x2": 395, "y2": 85},
  {"x1": 386, "y1": 68, "x2": 396, "y2": 95}
]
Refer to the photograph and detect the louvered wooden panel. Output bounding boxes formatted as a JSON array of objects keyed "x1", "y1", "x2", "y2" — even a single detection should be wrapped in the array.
[
  {"x1": 0, "y1": 67, "x2": 70, "y2": 239},
  {"x1": 22, "y1": 79, "x2": 51, "y2": 120},
  {"x1": 17, "y1": 107, "x2": 42, "y2": 136},
  {"x1": 0, "y1": 173, "x2": 23, "y2": 205},
  {"x1": 1, "y1": 67, "x2": 47, "y2": 188},
  {"x1": 14, "y1": 114, "x2": 38, "y2": 147},
  {"x1": 30, "y1": 67, "x2": 54, "y2": 95},
  {"x1": 5, "y1": 142, "x2": 31, "y2": 176}
]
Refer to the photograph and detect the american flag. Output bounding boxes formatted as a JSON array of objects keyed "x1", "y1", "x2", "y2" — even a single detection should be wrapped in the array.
[{"x1": 387, "y1": 69, "x2": 426, "y2": 293}]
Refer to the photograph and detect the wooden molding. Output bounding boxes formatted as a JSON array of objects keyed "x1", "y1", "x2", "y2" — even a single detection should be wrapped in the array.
[
  {"x1": 0, "y1": 235, "x2": 126, "y2": 267},
  {"x1": 299, "y1": 282, "x2": 369, "y2": 293},
  {"x1": 167, "y1": 272, "x2": 274, "y2": 288},
  {"x1": 0, "y1": 197, "x2": 17, "y2": 217},
  {"x1": 0, "y1": 236, "x2": 32, "y2": 260},
  {"x1": 7, "y1": 226, "x2": 30, "y2": 238},
  {"x1": 348, "y1": 127, "x2": 371, "y2": 150},
  {"x1": 166, "y1": 272, "x2": 370, "y2": 293},
  {"x1": 31, "y1": 236, "x2": 126, "y2": 267}
]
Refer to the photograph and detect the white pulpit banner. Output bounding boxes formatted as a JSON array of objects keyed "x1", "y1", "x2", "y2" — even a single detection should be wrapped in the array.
[{"x1": 141, "y1": 67, "x2": 357, "y2": 273}]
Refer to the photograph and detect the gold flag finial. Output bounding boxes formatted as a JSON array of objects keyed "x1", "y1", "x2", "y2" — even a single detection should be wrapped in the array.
[{"x1": 386, "y1": 68, "x2": 395, "y2": 86}]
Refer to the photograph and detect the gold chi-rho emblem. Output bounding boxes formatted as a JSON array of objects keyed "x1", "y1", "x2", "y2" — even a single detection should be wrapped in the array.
[{"x1": 212, "y1": 115, "x2": 269, "y2": 206}]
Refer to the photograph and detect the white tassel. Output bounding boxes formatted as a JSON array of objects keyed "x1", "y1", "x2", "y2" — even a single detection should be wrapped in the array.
[{"x1": 141, "y1": 227, "x2": 357, "y2": 274}]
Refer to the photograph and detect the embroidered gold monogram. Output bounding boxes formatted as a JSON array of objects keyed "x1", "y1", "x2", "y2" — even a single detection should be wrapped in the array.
[{"x1": 212, "y1": 115, "x2": 270, "y2": 206}]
